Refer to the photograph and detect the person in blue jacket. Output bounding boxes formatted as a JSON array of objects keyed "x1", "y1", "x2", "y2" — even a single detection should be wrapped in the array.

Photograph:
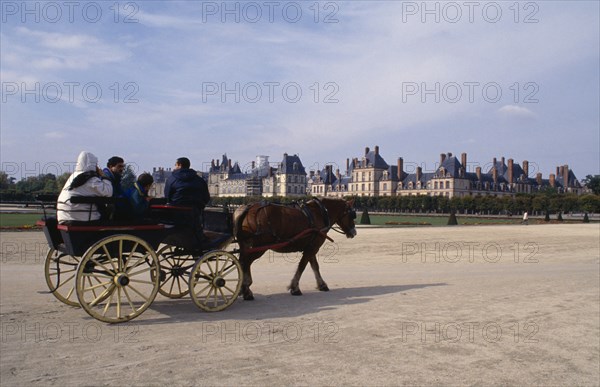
[
  {"x1": 164, "y1": 157, "x2": 210, "y2": 209},
  {"x1": 103, "y1": 156, "x2": 128, "y2": 219},
  {"x1": 126, "y1": 173, "x2": 154, "y2": 219}
]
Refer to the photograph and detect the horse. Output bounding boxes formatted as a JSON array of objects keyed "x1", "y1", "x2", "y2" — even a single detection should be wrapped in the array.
[{"x1": 233, "y1": 197, "x2": 357, "y2": 300}]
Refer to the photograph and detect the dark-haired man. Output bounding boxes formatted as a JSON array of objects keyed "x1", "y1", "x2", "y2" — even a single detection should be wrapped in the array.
[
  {"x1": 164, "y1": 157, "x2": 210, "y2": 209},
  {"x1": 103, "y1": 156, "x2": 125, "y2": 197}
]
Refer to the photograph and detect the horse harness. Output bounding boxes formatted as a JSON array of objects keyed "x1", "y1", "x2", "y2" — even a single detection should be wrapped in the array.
[{"x1": 242, "y1": 199, "x2": 334, "y2": 247}]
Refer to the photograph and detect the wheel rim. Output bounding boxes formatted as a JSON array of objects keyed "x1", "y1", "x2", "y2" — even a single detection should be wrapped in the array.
[
  {"x1": 155, "y1": 245, "x2": 191, "y2": 299},
  {"x1": 189, "y1": 251, "x2": 242, "y2": 312},
  {"x1": 76, "y1": 235, "x2": 159, "y2": 323},
  {"x1": 44, "y1": 249, "x2": 81, "y2": 307}
]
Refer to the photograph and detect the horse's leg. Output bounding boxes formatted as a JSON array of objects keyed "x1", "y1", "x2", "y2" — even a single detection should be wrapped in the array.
[
  {"x1": 309, "y1": 255, "x2": 329, "y2": 291},
  {"x1": 240, "y1": 253, "x2": 262, "y2": 301},
  {"x1": 288, "y1": 252, "x2": 311, "y2": 296}
]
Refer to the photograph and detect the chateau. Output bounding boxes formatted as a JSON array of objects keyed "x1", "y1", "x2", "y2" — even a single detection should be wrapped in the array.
[{"x1": 151, "y1": 146, "x2": 584, "y2": 198}]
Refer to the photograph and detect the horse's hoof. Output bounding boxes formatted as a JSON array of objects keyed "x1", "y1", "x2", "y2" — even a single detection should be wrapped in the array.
[
  {"x1": 290, "y1": 289, "x2": 303, "y2": 296},
  {"x1": 319, "y1": 285, "x2": 330, "y2": 292},
  {"x1": 243, "y1": 293, "x2": 255, "y2": 301}
]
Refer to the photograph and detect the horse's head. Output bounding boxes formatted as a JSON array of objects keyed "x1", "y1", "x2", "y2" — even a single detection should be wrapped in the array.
[{"x1": 324, "y1": 198, "x2": 357, "y2": 239}]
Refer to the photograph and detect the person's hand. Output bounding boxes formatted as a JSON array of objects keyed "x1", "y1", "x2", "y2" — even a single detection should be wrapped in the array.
[{"x1": 97, "y1": 167, "x2": 105, "y2": 177}]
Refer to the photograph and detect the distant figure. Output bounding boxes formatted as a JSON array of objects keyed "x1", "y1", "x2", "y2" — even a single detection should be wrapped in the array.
[
  {"x1": 522, "y1": 211, "x2": 529, "y2": 225},
  {"x1": 57, "y1": 151, "x2": 113, "y2": 223},
  {"x1": 164, "y1": 157, "x2": 210, "y2": 209}
]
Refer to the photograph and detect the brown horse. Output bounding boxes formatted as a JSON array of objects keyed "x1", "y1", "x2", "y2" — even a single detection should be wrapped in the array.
[{"x1": 233, "y1": 198, "x2": 357, "y2": 300}]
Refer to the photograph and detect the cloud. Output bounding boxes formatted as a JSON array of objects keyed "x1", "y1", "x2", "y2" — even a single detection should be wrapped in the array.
[
  {"x1": 498, "y1": 105, "x2": 536, "y2": 119},
  {"x1": 44, "y1": 131, "x2": 67, "y2": 139}
]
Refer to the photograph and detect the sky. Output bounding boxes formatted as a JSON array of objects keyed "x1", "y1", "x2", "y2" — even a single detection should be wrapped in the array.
[{"x1": 1, "y1": 0, "x2": 599, "y2": 181}]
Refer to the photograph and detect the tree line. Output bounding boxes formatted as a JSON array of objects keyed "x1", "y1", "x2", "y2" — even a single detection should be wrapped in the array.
[{"x1": 2, "y1": 170, "x2": 599, "y2": 214}]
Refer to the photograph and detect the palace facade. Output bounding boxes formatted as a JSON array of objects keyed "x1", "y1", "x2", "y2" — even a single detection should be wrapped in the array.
[{"x1": 150, "y1": 146, "x2": 584, "y2": 199}]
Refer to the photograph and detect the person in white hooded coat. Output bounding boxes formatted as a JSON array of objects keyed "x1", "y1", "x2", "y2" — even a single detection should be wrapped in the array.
[{"x1": 57, "y1": 151, "x2": 113, "y2": 223}]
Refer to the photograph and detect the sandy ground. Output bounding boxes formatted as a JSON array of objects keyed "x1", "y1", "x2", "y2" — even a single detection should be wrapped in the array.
[{"x1": 0, "y1": 224, "x2": 598, "y2": 386}]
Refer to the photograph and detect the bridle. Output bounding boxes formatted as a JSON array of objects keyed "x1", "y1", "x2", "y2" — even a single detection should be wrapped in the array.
[{"x1": 330, "y1": 203, "x2": 356, "y2": 235}]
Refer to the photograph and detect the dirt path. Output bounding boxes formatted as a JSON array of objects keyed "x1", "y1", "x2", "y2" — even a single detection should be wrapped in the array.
[{"x1": 1, "y1": 224, "x2": 599, "y2": 386}]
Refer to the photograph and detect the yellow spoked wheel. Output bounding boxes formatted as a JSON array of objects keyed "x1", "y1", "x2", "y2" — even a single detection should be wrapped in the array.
[
  {"x1": 156, "y1": 245, "x2": 192, "y2": 299},
  {"x1": 76, "y1": 235, "x2": 160, "y2": 323},
  {"x1": 189, "y1": 251, "x2": 242, "y2": 312},
  {"x1": 44, "y1": 248, "x2": 81, "y2": 307}
]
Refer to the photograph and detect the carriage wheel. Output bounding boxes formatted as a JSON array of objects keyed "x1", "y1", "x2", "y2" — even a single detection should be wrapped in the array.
[
  {"x1": 44, "y1": 249, "x2": 82, "y2": 307},
  {"x1": 189, "y1": 251, "x2": 242, "y2": 312},
  {"x1": 155, "y1": 245, "x2": 191, "y2": 299},
  {"x1": 76, "y1": 235, "x2": 159, "y2": 323}
]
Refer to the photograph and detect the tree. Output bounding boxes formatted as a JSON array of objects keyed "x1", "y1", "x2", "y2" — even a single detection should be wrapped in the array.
[
  {"x1": 360, "y1": 209, "x2": 371, "y2": 225},
  {"x1": 582, "y1": 175, "x2": 600, "y2": 194},
  {"x1": 447, "y1": 211, "x2": 458, "y2": 225}
]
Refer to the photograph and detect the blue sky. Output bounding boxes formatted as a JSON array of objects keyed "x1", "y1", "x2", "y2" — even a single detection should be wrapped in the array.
[{"x1": 1, "y1": 1, "x2": 599, "y2": 180}]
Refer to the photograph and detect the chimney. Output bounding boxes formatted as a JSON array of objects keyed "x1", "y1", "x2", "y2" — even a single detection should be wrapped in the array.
[
  {"x1": 563, "y1": 165, "x2": 569, "y2": 188},
  {"x1": 493, "y1": 167, "x2": 498, "y2": 184},
  {"x1": 501, "y1": 156, "x2": 505, "y2": 167},
  {"x1": 536, "y1": 173, "x2": 542, "y2": 185},
  {"x1": 508, "y1": 159, "x2": 514, "y2": 183},
  {"x1": 336, "y1": 168, "x2": 341, "y2": 180},
  {"x1": 397, "y1": 158, "x2": 404, "y2": 180},
  {"x1": 461, "y1": 153, "x2": 467, "y2": 170},
  {"x1": 268, "y1": 167, "x2": 272, "y2": 177},
  {"x1": 556, "y1": 167, "x2": 559, "y2": 177},
  {"x1": 216, "y1": 159, "x2": 220, "y2": 167},
  {"x1": 375, "y1": 145, "x2": 379, "y2": 155},
  {"x1": 153, "y1": 167, "x2": 156, "y2": 173},
  {"x1": 523, "y1": 160, "x2": 529, "y2": 177},
  {"x1": 476, "y1": 166, "x2": 482, "y2": 181},
  {"x1": 493, "y1": 157, "x2": 497, "y2": 169},
  {"x1": 549, "y1": 174, "x2": 556, "y2": 187},
  {"x1": 251, "y1": 161, "x2": 256, "y2": 169},
  {"x1": 228, "y1": 159, "x2": 232, "y2": 168},
  {"x1": 440, "y1": 153, "x2": 446, "y2": 165},
  {"x1": 559, "y1": 166, "x2": 564, "y2": 177},
  {"x1": 346, "y1": 158, "x2": 350, "y2": 175},
  {"x1": 365, "y1": 147, "x2": 370, "y2": 155},
  {"x1": 416, "y1": 166, "x2": 422, "y2": 182}
]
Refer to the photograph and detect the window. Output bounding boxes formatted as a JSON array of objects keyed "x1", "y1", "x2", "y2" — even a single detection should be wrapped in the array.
[
  {"x1": 434, "y1": 181, "x2": 438, "y2": 189},
  {"x1": 383, "y1": 183, "x2": 387, "y2": 190}
]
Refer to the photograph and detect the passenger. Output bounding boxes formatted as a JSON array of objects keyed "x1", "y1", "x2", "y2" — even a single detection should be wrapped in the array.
[
  {"x1": 57, "y1": 151, "x2": 113, "y2": 224},
  {"x1": 162, "y1": 157, "x2": 210, "y2": 248},
  {"x1": 103, "y1": 156, "x2": 128, "y2": 219},
  {"x1": 164, "y1": 157, "x2": 210, "y2": 210},
  {"x1": 126, "y1": 173, "x2": 154, "y2": 219},
  {"x1": 102, "y1": 156, "x2": 125, "y2": 197}
]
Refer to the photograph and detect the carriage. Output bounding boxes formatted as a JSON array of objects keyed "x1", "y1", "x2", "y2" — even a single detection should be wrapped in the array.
[{"x1": 38, "y1": 195, "x2": 243, "y2": 324}]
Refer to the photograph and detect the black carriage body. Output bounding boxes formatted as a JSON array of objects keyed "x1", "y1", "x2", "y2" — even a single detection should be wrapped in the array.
[{"x1": 57, "y1": 224, "x2": 167, "y2": 256}]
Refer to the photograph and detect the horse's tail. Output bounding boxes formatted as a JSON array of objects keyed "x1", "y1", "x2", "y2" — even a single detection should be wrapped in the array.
[{"x1": 233, "y1": 204, "x2": 251, "y2": 240}]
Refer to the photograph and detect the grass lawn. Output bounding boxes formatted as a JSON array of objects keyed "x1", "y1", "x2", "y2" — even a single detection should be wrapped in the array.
[
  {"x1": 0, "y1": 213, "x2": 44, "y2": 227},
  {"x1": 368, "y1": 214, "x2": 523, "y2": 226}
]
